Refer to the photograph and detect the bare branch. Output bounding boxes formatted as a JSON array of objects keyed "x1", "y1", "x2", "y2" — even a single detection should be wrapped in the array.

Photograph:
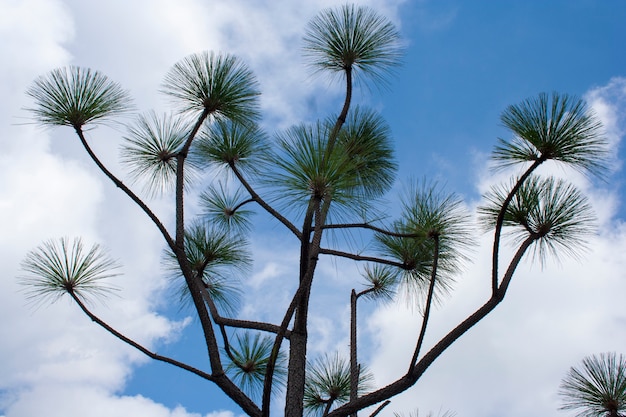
[
  {"x1": 200, "y1": 281, "x2": 291, "y2": 338},
  {"x1": 490, "y1": 157, "x2": 543, "y2": 293},
  {"x1": 230, "y1": 163, "x2": 301, "y2": 238},
  {"x1": 369, "y1": 400, "x2": 391, "y2": 417},
  {"x1": 319, "y1": 247, "x2": 406, "y2": 269},
  {"x1": 321, "y1": 222, "x2": 422, "y2": 238},
  {"x1": 74, "y1": 127, "x2": 175, "y2": 251},
  {"x1": 69, "y1": 290, "x2": 214, "y2": 381},
  {"x1": 408, "y1": 236, "x2": 439, "y2": 374}
]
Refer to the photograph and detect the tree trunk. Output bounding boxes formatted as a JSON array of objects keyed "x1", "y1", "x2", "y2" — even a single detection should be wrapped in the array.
[{"x1": 349, "y1": 289, "x2": 358, "y2": 417}]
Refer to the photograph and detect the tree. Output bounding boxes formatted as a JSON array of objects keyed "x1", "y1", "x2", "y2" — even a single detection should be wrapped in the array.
[
  {"x1": 559, "y1": 353, "x2": 626, "y2": 417},
  {"x1": 19, "y1": 4, "x2": 609, "y2": 417}
]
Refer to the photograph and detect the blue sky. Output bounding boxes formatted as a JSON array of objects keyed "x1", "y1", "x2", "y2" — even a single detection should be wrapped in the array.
[{"x1": 1, "y1": 1, "x2": 625, "y2": 417}]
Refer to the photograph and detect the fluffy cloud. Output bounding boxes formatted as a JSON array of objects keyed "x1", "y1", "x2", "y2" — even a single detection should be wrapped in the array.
[
  {"x1": 0, "y1": 1, "x2": 190, "y2": 416},
  {"x1": 5, "y1": 385, "x2": 238, "y2": 417},
  {"x1": 0, "y1": 0, "x2": 405, "y2": 416}
]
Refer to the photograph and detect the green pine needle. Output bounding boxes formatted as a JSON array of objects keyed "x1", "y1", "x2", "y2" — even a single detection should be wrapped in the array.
[
  {"x1": 559, "y1": 353, "x2": 626, "y2": 417},
  {"x1": 376, "y1": 180, "x2": 473, "y2": 306},
  {"x1": 192, "y1": 119, "x2": 270, "y2": 175},
  {"x1": 26, "y1": 66, "x2": 132, "y2": 128},
  {"x1": 479, "y1": 175, "x2": 596, "y2": 266},
  {"x1": 493, "y1": 92, "x2": 608, "y2": 178},
  {"x1": 164, "y1": 222, "x2": 250, "y2": 316},
  {"x1": 161, "y1": 51, "x2": 261, "y2": 124},
  {"x1": 199, "y1": 182, "x2": 254, "y2": 234},
  {"x1": 120, "y1": 111, "x2": 193, "y2": 196},
  {"x1": 304, "y1": 352, "x2": 373, "y2": 416},
  {"x1": 19, "y1": 237, "x2": 120, "y2": 305},
  {"x1": 359, "y1": 264, "x2": 400, "y2": 303},
  {"x1": 267, "y1": 107, "x2": 396, "y2": 218},
  {"x1": 303, "y1": 4, "x2": 402, "y2": 86},
  {"x1": 225, "y1": 332, "x2": 287, "y2": 400}
]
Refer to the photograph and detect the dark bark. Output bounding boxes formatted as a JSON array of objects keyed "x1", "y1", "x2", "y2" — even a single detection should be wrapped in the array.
[
  {"x1": 321, "y1": 222, "x2": 423, "y2": 238},
  {"x1": 324, "y1": 66, "x2": 353, "y2": 160},
  {"x1": 408, "y1": 236, "x2": 439, "y2": 374},
  {"x1": 283, "y1": 64, "x2": 355, "y2": 417},
  {"x1": 350, "y1": 289, "x2": 358, "y2": 417},
  {"x1": 282, "y1": 59, "x2": 353, "y2": 413},
  {"x1": 285, "y1": 199, "x2": 324, "y2": 417},
  {"x1": 319, "y1": 248, "x2": 406, "y2": 269},
  {"x1": 368, "y1": 400, "x2": 390, "y2": 417},
  {"x1": 491, "y1": 158, "x2": 544, "y2": 293}
]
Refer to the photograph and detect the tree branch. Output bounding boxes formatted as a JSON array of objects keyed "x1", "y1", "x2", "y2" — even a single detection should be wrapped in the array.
[
  {"x1": 350, "y1": 289, "x2": 358, "y2": 417},
  {"x1": 214, "y1": 316, "x2": 292, "y2": 339},
  {"x1": 175, "y1": 109, "x2": 210, "y2": 248},
  {"x1": 74, "y1": 113, "x2": 262, "y2": 416},
  {"x1": 491, "y1": 159, "x2": 543, "y2": 294},
  {"x1": 261, "y1": 199, "x2": 316, "y2": 416},
  {"x1": 230, "y1": 163, "x2": 301, "y2": 238},
  {"x1": 368, "y1": 400, "x2": 391, "y2": 417},
  {"x1": 171, "y1": 111, "x2": 227, "y2": 374},
  {"x1": 186, "y1": 274, "x2": 269, "y2": 417},
  {"x1": 319, "y1": 248, "x2": 406, "y2": 269},
  {"x1": 73, "y1": 127, "x2": 174, "y2": 251},
  {"x1": 284, "y1": 197, "x2": 327, "y2": 417},
  {"x1": 408, "y1": 235, "x2": 439, "y2": 374},
  {"x1": 324, "y1": 65, "x2": 352, "y2": 159},
  {"x1": 232, "y1": 197, "x2": 255, "y2": 213},
  {"x1": 321, "y1": 222, "x2": 422, "y2": 238},
  {"x1": 327, "y1": 235, "x2": 536, "y2": 417},
  {"x1": 199, "y1": 282, "x2": 236, "y2": 362},
  {"x1": 322, "y1": 397, "x2": 337, "y2": 417},
  {"x1": 69, "y1": 291, "x2": 214, "y2": 381}
]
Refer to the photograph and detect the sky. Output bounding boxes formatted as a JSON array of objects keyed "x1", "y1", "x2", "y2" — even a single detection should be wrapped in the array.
[{"x1": 1, "y1": 1, "x2": 625, "y2": 417}]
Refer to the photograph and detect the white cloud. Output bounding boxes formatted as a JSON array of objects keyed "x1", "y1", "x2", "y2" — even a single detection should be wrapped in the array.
[
  {"x1": 1, "y1": 0, "x2": 407, "y2": 416},
  {"x1": 0, "y1": 1, "x2": 188, "y2": 416},
  {"x1": 0, "y1": 0, "x2": 74, "y2": 80},
  {"x1": 585, "y1": 77, "x2": 626, "y2": 153},
  {"x1": 5, "y1": 385, "x2": 229, "y2": 417}
]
